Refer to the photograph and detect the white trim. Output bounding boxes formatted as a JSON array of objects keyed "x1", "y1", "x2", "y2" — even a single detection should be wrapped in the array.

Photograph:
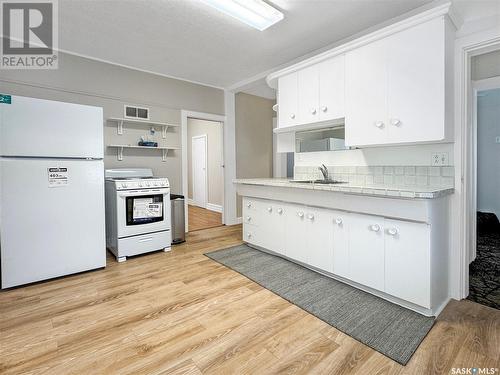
[
  {"x1": 187, "y1": 200, "x2": 223, "y2": 213},
  {"x1": 470, "y1": 77, "x2": 500, "y2": 263},
  {"x1": 223, "y1": 91, "x2": 238, "y2": 226},
  {"x1": 266, "y1": 2, "x2": 457, "y2": 88},
  {"x1": 182, "y1": 110, "x2": 228, "y2": 233},
  {"x1": 454, "y1": 25, "x2": 500, "y2": 300},
  {"x1": 191, "y1": 134, "x2": 208, "y2": 209},
  {"x1": 206, "y1": 203, "x2": 223, "y2": 213}
]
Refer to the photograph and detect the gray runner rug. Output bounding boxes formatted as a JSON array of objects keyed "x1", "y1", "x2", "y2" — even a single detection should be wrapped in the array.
[{"x1": 205, "y1": 244, "x2": 435, "y2": 365}]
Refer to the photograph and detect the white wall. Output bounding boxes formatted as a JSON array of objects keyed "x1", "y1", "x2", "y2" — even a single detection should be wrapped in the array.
[
  {"x1": 187, "y1": 118, "x2": 223, "y2": 207},
  {"x1": 477, "y1": 88, "x2": 500, "y2": 218},
  {"x1": 295, "y1": 143, "x2": 454, "y2": 167}
]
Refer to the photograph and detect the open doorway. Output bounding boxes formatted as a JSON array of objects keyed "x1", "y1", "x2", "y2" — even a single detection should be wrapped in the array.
[
  {"x1": 468, "y1": 76, "x2": 500, "y2": 310},
  {"x1": 187, "y1": 118, "x2": 224, "y2": 232}
]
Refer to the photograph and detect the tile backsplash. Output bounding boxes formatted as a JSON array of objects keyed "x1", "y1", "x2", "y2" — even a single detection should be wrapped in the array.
[{"x1": 294, "y1": 165, "x2": 455, "y2": 187}]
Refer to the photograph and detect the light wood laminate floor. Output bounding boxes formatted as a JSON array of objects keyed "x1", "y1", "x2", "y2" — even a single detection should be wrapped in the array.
[
  {"x1": 188, "y1": 204, "x2": 223, "y2": 232},
  {"x1": 0, "y1": 225, "x2": 499, "y2": 374}
]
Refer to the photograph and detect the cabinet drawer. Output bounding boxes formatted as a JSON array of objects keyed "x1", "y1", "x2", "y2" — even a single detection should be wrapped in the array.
[{"x1": 243, "y1": 224, "x2": 260, "y2": 246}]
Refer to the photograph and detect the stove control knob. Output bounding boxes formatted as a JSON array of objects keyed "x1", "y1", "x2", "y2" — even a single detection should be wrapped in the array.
[
  {"x1": 121, "y1": 183, "x2": 127, "y2": 189},
  {"x1": 138, "y1": 182, "x2": 143, "y2": 187},
  {"x1": 145, "y1": 181, "x2": 150, "y2": 187}
]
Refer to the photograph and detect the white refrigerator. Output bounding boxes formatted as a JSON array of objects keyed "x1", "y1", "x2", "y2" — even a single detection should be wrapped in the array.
[{"x1": 0, "y1": 95, "x2": 106, "y2": 288}]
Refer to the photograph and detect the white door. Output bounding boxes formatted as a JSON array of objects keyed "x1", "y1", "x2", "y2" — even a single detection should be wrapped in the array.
[
  {"x1": 278, "y1": 72, "x2": 299, "y2": 128},
  {"x1": 386, "y1": 18, "x2": 445, "y2": 143},
  {"x1": 332, "y1": 211, "x2": 349, "y2": 278},
  {"x1": 306, "y1": 207, "x2": 334, "y2": 272},
  {"x1": 319, "y1": 55, "x2": 345, "y2": 121},
  {"x1": 285, "y1": 203, "x2": 307, "y2": 263},
  {"x1": 298, "y1": 65, "x2": 320, "y2": 125},
  {"x1": 0, "y1": 158, "x2": 106, "y2": 288},
  {"x1": 348, "y1": 213, "x2": 385, "y2": 291},
  {"x1": 385, "y1": 219, "x2": 431, "y2": 308},
  {"x1": 192, "y1": 135, "x2": 207, "y2": 208},
  {"x1": 345, "y1": 38, "x2": 388, "y2": 147}
]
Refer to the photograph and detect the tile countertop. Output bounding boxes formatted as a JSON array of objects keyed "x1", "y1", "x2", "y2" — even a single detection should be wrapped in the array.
[{"x1": 233, "y1": 178, "x2": 454, "y2": 199}]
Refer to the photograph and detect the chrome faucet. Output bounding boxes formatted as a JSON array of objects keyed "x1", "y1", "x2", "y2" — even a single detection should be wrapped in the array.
[{"x1": 318, "y1": 164, "x2": 329, "y2": 180}]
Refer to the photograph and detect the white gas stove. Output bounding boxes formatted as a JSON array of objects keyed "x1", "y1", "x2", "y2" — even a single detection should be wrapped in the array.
[{"x1": 105, "y1": 168, "x2": 171, "y2": 262}]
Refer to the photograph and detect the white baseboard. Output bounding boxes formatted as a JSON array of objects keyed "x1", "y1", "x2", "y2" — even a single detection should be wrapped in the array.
[
  {"x1": 206, "y1": 203, "x2": 223, "y2": 213},
  {"x1": 188, "y1": 199, "x2": 223, "y2": 213}
]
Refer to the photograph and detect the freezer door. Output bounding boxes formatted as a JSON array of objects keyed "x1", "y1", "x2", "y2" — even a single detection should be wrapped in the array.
[
  {"x1": 0, "y1": 158, "x2": 106, "y2": 288},
  {"x1": 0, "y1": 95, "x2": 103, "y2": 158}
]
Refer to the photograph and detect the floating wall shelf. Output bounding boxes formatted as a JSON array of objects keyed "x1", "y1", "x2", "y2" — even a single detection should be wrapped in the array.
[
  {"x1": 107, "y1": 117, "x2": 180, "y2": 139},
  {"x1": 107, "y1": 144, "x2": 180, "y2": 162}
]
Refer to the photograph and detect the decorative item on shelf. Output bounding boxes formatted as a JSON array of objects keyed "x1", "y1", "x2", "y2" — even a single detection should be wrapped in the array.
[{"x1": 138, "y1": 134, "x2": 157, "y2": 147}]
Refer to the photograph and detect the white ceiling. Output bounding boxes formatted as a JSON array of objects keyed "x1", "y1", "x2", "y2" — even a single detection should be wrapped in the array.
[{"x1": 59, "y1": 0, "x2": 499, "y2": 94}]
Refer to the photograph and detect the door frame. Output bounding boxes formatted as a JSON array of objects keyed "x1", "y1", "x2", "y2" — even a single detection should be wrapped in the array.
[
  {"x1": 191, "y1": 134, "x2": 208, "y2": 209},
  {"x1": 456, "y1": 32, "x2": 500, "y2": 299},
  {"x1": 469, "y1": 76, "x2": 500, "y2": 263},
  {"x1": 181, "y1": 110, "x2": 226, "y2": 233}
]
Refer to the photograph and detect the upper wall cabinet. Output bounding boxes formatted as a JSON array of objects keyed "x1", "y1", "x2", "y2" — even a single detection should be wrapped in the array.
[
  {"x1": 278, "y1": 54, "x2": 345, "y2": 129},
  {"x1": 278, "y1": 72, "x2": 299, "y2": 128},
  {"x1": 345, "y1": 17, "x2": 454, "y2": 147},
  {"x1": 268, "y1": 4, "x2": 457, "y2": 144}
]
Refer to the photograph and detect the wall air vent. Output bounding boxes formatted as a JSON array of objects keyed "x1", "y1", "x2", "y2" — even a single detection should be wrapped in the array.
[{"x1": 124, "y1": 105, "x2": 149, "y2": 120}]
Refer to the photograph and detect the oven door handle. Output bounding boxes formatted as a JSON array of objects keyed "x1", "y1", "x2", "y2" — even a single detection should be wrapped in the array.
[{"x1": 117, "y1": 188, "x2": 170, "y2": 197}]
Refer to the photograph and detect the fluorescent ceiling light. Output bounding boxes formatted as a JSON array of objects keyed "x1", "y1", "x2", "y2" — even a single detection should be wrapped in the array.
[{"x1": 200, "y1": 0, "x2": 284, "y2": 31}]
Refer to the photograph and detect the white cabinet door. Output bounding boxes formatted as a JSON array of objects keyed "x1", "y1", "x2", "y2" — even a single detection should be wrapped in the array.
[
  {"x1": 259, "y1": 202, "x2": 286, "y2": 255},
  {"x1": 348, "y1": 213, "x2": 385, "y2": 291},
  {"x1": 306, "y1": 207, "x2": 334, "y2": 273},
  {"x1": 345, "y1": 38, "x2": 387, "y2": 147},
  {"x1": 332, "y1": 211, "x2": 349, "y2": 279},
  {"x1": 285, "y1": 203, "x2": 307, "y2": 263},
  {"x1": 386, "y1": 18, "x2": 445, "y2": 144},
  {"x1": 385, "y1": 219, "x2": 431, "y2": 308},
  {"x1": 278, "y1": 73, "x2": 299, "y2": 128},
  {"x1": 298, "y1": 65, "x2": 320, "y2": 125},
  {"x1": 319, "y1": 55, "x2": 345, "y2": 121}
]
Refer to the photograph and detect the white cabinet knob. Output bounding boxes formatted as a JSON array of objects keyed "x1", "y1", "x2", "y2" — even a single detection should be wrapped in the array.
[
  {"x1": 321, "y1": 106, "x2": 328, "y2": 112},
  {"x1": 310, "y1": 108, "x2": 317, "y2": 115},
  {"x1": 307, "y1": 213, "x2": 315, "y2": 220},
  {"x1": 277, "y1": 208, "x2": 283, "y2": 214},
  {"x1": 374, "y1": 121, "x2": 384, "y2": 129},
  {"x1": 387, "y1": 228, "x2": 399, "y2": 236},
  {"x1": 335, "y1": 218, "x2": 343, "y2": 225},
  {"x1": 246, "y1": 216, "x2": 251, "y2": 222},
  {"x1": 246, "y1": 202, "x2": 252, "y2": 208},
  {"x1": 290, "y1": 113, "x2": 296, "y2": 119},
  {"x1": 390, "y1": 118, "x2": 401, "y2": 127},
  {"x1": 267, "y1": 207, "x2": 272, "y2": 212},
  {"x1": 370, "y1": 224, "x2": 381, "y2": 232},
  {"x1": 247, "y1": 232, "x2": 252, "y2": 238},
  {"x1": 297, "y1": 212, "x2": 304, "y2": 218}
]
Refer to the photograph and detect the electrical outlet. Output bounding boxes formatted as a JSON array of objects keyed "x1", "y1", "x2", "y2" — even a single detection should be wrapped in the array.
[{"x1": 432, "y1": 152, "x2": 449, "y2": 166}]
